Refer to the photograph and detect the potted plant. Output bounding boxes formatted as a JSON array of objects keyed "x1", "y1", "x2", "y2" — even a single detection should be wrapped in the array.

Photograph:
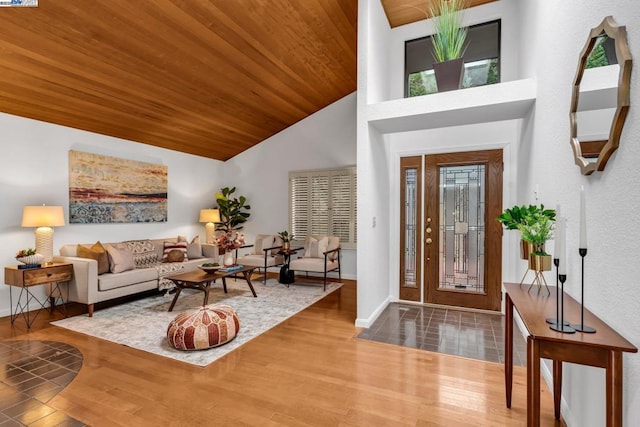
[
  {"x1": 517, "y1": 211, "x2": 555, "y2": 271},
  {"x1": 215, "y1": 187, "x2": 251, "y2": 232},
  {"x1": 427, "y1": 0, "x2": 469, "y2": 92},
  {"x1": 498, "y1": 204, "x2": 555, "y2": 261},
  {"x1": 277, "y1": 230, "x2": 294, "y2": 250}
]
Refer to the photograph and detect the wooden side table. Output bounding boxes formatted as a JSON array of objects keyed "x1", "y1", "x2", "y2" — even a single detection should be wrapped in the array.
[
  {"x1": 504, "y1": 282, "x2": 637, "y2": 426},
  {"x1": 4, "y1": 262, "x2": 73, "y2": 328}
]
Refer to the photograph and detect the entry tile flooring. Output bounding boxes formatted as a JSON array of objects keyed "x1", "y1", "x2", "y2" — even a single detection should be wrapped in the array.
[
  {"x1": 0, "y1": 340, "x2": 85, "y2": 426},
  {"x1": 357, "y1": 303, "x2": 528, "y2": 366}
]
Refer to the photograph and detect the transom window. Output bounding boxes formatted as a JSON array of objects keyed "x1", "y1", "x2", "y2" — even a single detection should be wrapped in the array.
[{"x1": 405, "y1": 20, "x2": 501, "y2": 97}]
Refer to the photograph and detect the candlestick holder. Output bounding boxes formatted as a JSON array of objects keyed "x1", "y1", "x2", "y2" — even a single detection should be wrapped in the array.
[
  {"x1": 550, "y1": 273, "x2": 576, "y2": 333},
  {"x1": 546, "y1": 258, "x2": 569, "y2": 326},
  {"x1": 570, "y1": 248, "x2": 596, "y2": 333}
]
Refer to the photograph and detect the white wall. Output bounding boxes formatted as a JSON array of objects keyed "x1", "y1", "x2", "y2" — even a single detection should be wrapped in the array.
[
  {"x1": 515, "y1": 1, "x2": 640, "y2": 425},
  {"x1": 224, "y1": 93, "x2": 357, "y2": 279},
  {"x1": 0, "y1": 112, "x2": 223, "y2": 317},
  {"x1": 355, "y1": 0, "x2": 396, "y2": 327}
]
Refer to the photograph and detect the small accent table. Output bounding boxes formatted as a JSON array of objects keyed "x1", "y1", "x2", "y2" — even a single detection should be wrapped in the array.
[
  {"x1": 278, "y1": 247, "x2": 303, "y2": 285},
  {"x1": 166, "y1": 266, "x2": 257, "y2": 312},
  {"x1": 504, "y1": 282, "x2": 637, "y2": 426},
  {"x1": 4, "y1": 263, "x2": 73, "y2": 328}
]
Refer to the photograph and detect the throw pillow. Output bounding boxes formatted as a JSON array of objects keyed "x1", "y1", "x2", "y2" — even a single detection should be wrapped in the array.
[
  {"x1": 187, "y1": 235, "x2": 203, "y2": 259},
  {"x1": 304, "y1": 236, "x2": 328, "y2": 258},
  {"x1": 253, "y1": 235, "x2": 274, "y2": 255},
  {"x1": 76, "y1": 242, "x2": 109, "y2": 275},
  {"x1": 163, "y1": 241, "x2": 188, "y2": 262},
  {"x1": 124, "y1": 239, "x2": 158, "y2": 269},
  {"x1": 105, "y1": 244, "x2": 136, "y2": 274},
  {"x1": 166, "y1": 249, "x2": 185, "y2": 263},
  {"x1": 327, "y1": 236, "x2": 340, "y2": 261}
]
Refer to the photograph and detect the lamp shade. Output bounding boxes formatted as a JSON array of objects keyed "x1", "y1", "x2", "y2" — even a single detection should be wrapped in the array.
[
  {"x1": 199, "y1": 209, "x2": 221, "y2": 223},
  {"x1": 21, "y1": 205, "x2": 64, "y2": 265},
  {"x1": 21, "y1": 205, "x2": 65, "y2": 227}
]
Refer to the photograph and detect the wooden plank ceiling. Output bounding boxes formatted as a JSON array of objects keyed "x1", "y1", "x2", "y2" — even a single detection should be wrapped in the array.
[
  {"x1": 381, "y1": 0, "x2": 497, "y2": 28},
  {"x1": 0, "y1": 1, "x2": 357, "y2": 161}
]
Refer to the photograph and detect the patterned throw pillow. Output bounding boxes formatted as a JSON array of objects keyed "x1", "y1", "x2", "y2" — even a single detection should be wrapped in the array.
[
  {"x1": 163, "y1": 241, "x2": 188, "y2": 262},
  {"x1": 124, "y1": 240, "x2": 159, "y2": 269}
]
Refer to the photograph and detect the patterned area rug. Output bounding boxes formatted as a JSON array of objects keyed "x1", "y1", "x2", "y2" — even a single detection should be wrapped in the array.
[{"x1": 52, "y1": 279, "x2": 342, "y2": 367}]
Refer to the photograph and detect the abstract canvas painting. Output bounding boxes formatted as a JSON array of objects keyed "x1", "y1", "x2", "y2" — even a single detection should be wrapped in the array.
[{"x1": 69, "y1": 150, "x2": 168, "y2": 223}]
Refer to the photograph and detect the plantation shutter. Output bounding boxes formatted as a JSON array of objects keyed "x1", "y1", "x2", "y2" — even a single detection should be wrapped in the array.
[{"x1": 289, "y1": 167, "x2": 357, "y2": 249}]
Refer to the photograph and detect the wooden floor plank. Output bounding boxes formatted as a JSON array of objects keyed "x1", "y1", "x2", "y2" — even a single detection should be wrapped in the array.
[{"x1": 0, "y1": 281, "x2": 563, "y2": 426}]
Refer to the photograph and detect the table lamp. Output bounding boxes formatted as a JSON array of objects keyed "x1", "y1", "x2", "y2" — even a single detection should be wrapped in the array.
[
  {"x1": 199, "y1": 209, "x2": 221, "y2": 244},
  {"x1": 21, "y1": 205, "x2": 65, "y2": 264}
]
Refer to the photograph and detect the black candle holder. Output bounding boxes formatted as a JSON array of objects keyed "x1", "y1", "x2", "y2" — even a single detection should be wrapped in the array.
[
  {"x1": 546, "y1": 258, "x2": 569, "y2": 326},
  {"x1": 570, "y1": 248, "x2": 596, "y2": 333},
  {"x1": 550, "y1": 273, "x2": 576, "y2": 333}
]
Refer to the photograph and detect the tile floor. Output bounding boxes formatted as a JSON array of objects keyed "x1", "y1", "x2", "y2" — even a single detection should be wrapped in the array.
[
  {"x1": 0, "y1": 340, "x2": 85, "y2": 426},
  {"x1": 357, "y1": 303, "x2": 528, "y2": 366}
]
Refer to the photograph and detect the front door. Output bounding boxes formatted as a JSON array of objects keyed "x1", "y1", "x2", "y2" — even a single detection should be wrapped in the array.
[{"x1": 399, "y1": 150, "x2": 503, "y2": 311}]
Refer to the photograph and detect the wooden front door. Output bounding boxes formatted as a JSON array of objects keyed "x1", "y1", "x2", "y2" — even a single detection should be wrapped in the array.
[{"x1": 399, "y1": 150, "x2": 503, "y2": 311}]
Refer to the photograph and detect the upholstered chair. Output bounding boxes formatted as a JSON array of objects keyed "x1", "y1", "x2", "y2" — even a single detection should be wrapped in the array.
[
  {"x1": 289, "y1": 235, "x2": 340, "y2": 291},
  {"x1": 236, "y1": 235, "x2": 284, "y2": 284}
]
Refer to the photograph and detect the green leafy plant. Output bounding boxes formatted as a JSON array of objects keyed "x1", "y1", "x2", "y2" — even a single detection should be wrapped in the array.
[
  {"x1": 215, "y1": 187, "x2": 251, "y2": 231},
  {"x1": 277, "y1": 230, "x2": 294, "y2": 242},
  {"x1": 16, "y1": 248, "x2": 37, "y2": 258},
  {"x1": 517, "y1": 215, "x2": 554, "y2": 255},
  {"x1": 428, "y1": 0, "x2": 470, "y2": 62},
  {"x1": 498, "y1": 204, "x2": 556, "y2": 255}
]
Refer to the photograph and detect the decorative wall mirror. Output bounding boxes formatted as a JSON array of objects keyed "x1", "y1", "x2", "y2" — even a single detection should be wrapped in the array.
[{"x1": 570, "y1": 16, "x2": 632, "y2": 175}]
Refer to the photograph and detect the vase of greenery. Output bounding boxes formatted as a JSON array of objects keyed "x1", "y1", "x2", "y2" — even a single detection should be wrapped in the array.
[
  {"x1": 277, "y1": 230, "x2": 294, "y2": 250},
  {"x1": 428, "y1": 0, "x2": 469, "y2": 92},
  {"x1": 498, "y1": 204, "x2": 556, "y2": 262},
  {"x1": 215, "y1": 187, "x2": 251, "y2": 232}
]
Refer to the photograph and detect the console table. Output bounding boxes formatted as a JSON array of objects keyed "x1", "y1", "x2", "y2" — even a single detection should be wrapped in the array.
[
  {"x1": 4, "y1": 263, "x2": 73, "y2": 328},
  {"x1": 504, "y1": 282, "x2": 637, "y2": 426}
]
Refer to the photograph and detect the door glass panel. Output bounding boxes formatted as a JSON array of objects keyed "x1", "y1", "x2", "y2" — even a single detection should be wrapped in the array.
[
  {"x1": 403, "y1": 168, "x2": 418, "y2": 287},
  {"x1": 438, "y1": 164, "x2": 485, "y2": 293}
]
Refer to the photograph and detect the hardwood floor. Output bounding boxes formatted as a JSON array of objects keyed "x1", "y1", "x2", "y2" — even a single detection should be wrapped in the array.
[{"x1": 0, "y1": 281, "x2": 563, "y2": 426}]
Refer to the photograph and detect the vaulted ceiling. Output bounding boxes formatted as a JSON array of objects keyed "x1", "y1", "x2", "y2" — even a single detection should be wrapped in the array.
[
  {"x1": 0, "y1": 1, "x2": 496, "y2": 161},
  {"x1": 380, "y1": 0, "x2": 497, "y2": 28},
  {"x1": 0, "y1": 1, "x2": 357, "y2": 160}
]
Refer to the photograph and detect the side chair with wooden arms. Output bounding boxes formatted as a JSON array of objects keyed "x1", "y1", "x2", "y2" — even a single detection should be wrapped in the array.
[
  {"x1": 235, "y1": 234, "x2": 284, "y2": 285},
  {"x1": 289, "y1": 235, "x2": 341, "y2": 291}
]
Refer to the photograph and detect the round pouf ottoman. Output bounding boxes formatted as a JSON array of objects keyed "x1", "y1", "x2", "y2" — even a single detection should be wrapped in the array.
[{"x1": 167, "y1": 305, "x2": 240, "y2": 351}]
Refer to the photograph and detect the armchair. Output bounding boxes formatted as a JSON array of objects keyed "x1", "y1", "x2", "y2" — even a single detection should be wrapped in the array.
[
  {"x1": 236, "y1": 234, "x2": 284, "y2": 284},
  {"x1": 289, "y1": 235, "x2": 341, "y2": 291}
]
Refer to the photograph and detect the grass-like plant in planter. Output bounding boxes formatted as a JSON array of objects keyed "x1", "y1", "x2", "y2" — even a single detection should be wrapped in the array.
[{"x1": 428, "y1": 0, "x2": 470, "y2": 91}]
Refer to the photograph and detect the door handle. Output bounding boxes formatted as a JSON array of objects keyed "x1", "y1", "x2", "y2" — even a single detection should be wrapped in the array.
[{"x1": 425, "y1": 237, "x2": 433, "y2": 244}]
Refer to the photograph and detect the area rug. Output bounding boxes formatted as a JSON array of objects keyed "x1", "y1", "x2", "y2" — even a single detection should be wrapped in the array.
[{"x1": 52, "y1": 279, "x2": 342, "y2": 367}]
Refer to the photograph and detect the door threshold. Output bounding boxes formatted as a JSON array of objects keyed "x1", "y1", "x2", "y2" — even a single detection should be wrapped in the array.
[{"x1": 394, "y1": 299, "x2": 502, "y2": 316}]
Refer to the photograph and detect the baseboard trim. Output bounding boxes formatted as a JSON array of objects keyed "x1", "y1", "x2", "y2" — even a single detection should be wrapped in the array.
[{"x1": 355, "y1": 296, "x2": 390, "y2": 328}]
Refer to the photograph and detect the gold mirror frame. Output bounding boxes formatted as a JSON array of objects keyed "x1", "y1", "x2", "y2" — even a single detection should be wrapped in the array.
[{"x1": 570, "y1": 16, "x2": 632, "y2": 175}]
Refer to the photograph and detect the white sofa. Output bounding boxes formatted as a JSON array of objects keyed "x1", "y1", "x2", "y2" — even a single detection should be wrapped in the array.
[{"x1": 54, "y1": 237, "x2": 218, "y2": 316}]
